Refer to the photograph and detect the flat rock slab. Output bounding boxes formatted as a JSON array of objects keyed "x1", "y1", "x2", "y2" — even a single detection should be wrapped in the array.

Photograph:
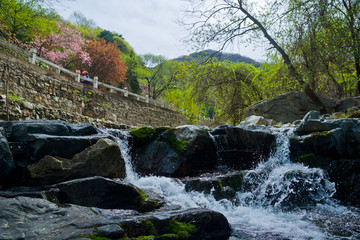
[{"x1": 0, "y1": 195, "x2": 231, "y2": 240}]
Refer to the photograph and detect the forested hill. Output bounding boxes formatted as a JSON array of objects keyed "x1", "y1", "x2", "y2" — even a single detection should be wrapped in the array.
[{"x1": 173, "y1": 49, "x2": 261, "y2": 67}]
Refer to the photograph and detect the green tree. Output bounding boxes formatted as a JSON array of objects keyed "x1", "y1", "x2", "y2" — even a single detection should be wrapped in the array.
[
  {"x1": 68, "y1": 11, "x2": 101, "y2": 39},
  {"x1": 97, "y1": 29, "x2": 142, "y2": 93},
  {"x1": 167, "y1": 59, "x2": 298, "y2": 124},
  {"x1": 98, "y1": 29, "x2": 123, "y2": 43},
  {"x1": 0, "y1": 0, "x2": 59, "y2": 41},
  {"x1": 184, "y1": 0, "x2": 328, "y2": 113},
  {"x1": 270, "y1": 0, "x2": 360, "y2": 98},
  {"x1": 139, "y1": 54, "x2": 179, "y2": 99}
]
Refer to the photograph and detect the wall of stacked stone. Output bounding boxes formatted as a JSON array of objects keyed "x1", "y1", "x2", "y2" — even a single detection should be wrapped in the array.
[{"x1": 0, "y1": 51, "x2": 189, "y2": 128}]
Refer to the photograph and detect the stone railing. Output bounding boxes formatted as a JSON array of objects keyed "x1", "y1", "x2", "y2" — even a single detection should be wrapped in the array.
[{"x1": 0, "y1": 38, "x2": 212, "y2": 122}]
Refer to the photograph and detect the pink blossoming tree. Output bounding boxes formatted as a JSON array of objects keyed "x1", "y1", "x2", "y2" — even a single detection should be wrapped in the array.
[{"x1": 25, "y1": 22, "x2": 91, "y2": 68}]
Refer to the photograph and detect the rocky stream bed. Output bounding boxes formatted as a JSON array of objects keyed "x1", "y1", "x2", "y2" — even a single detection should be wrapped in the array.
[{"x1": 1, "y1": 111, "x2": 360, "y2": 239}]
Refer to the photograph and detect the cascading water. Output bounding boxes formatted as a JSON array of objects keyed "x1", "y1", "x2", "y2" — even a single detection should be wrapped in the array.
[
  {"x1": 102, "y1": 129, "x2": 138, "y2": 182},
  {"x1": 105, "y1": 127, "x2": 360, "y2": 240},
  {"x1": 241, "y1": 128, "x2": 336, "y2": 210}
]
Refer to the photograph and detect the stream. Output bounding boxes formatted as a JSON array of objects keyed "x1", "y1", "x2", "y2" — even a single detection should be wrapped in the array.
[{"x1": 105, "y1": 127, "x2": 360, "y2": 240}]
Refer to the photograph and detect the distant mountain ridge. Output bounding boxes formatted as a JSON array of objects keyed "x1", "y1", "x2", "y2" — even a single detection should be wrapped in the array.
[{"x1": 173, "y1": 49, "x2": 261, "y2": 66}]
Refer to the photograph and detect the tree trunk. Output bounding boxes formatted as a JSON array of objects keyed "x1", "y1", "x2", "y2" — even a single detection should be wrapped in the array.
[{"x1": 238, "y1": 1, "x2": 327, "y2": 114}]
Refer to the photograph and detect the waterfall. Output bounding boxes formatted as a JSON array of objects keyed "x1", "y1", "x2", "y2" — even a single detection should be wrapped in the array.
[
  {"x1": 106, "y1": 127, "x2": 360, "y2": 240},
  {"x1": 102, "y1": 129, "x2": 138, "y2": 182},
  {"x1": 241, "y1": 127, "x2": 336, "y2": 210}
]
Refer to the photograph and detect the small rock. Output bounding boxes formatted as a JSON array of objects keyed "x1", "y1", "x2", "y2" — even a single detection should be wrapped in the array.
[
  {"x1": 97, "y1": 224, "x2": 125, "y2": 239},
  {"x1": 21, "y1": 101, "x2": 34, "y2": 110},
  {"x1": 240, "y1": 115, "x2": 267, "y2": 126}
]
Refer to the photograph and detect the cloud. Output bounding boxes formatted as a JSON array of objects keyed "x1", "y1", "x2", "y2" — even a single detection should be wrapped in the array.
[{"x1": 57, "y1": 0, "x2": 266, "y2": 60}]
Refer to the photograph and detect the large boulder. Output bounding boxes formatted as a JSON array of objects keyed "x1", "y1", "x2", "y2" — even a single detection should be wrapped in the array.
[
  {"x1": 290, "y1": 111, "x2": 360, "y2": 206},
  {"x1": 119, "y1": 208, "x2": 232, "y2": 240},
  {"x1": 211, "y1": 125, "x2": 276, "y2": 170},
  {"x1": 290, "y1": 111, "x2": 360, "y2": 164},
  {"x1": 335, "y1": 96, "x2": 360, "y2": 112},
  {"x1": 0, "y1": 119, "x2": 100, "y2": 141},
  {"x1": 27, "y1": 138, "x2": 126, "y2": 185},
  {"x1": 245, "y1": 91, "x2": 336, "y2": 123},
  {"x1": 0, "y1": 195, "x2": 231, "y2": 240},
  {"x1": 130, "y1": 125, "x2": 218, "y2": 177},
  {"x1": 0, "y1": 128, "x2": 14, "y2": 186},
  {"x1": 0, "y1": 120, "x2": 106, "y2": 164},
  {"x1": 0, "y1": 120, "x2": 111, "y2": 187},
  {"x1": 46, "y1": 176, "x2": 161, "y2": 212}
]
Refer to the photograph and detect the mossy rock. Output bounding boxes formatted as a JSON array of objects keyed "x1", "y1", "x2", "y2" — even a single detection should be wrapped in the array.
[
  {"x1": 161, "y1": 219, "x2": 197, "y2": 238},
  {"x1": 120, "y1": 219, "x2": 197, "y2": 240},
  {"x1": 137, "y1": 188, "x2": 164, "y2": 212},
  {"x1": 218, "y1": 172, "x2": 244, "y2": 192},
  {"x1": 131, "y1": 127, "x2": 168, "y2": 144},
  {"x1": 164, "y1": 128, "x2": 188, "y2": 153},
  {"x1": 85, "y1": 233, "x2": 112, "y2": 240},
  {"x1": 130, "y1": 127, "x2": 156, "y2": 144},
  {"x1": 298, "y1": 153, "x2": 317, "y2": 167}
]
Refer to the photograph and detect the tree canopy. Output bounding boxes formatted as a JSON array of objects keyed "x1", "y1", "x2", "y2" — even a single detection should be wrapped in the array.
[{"x1": 1, "y1": 0, "x2": 358, "y2": 125}]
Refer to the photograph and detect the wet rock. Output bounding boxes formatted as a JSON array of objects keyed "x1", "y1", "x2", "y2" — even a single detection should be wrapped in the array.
[
  {"x1": 131, "y1": 125, "x2": 217, "y2": 177},
  {"x1": 243, "y1": 166, "x2": 336, "y2": 211},
  {"x1": 173, "y1": 208, "x2": 232, "y2": 240},
  {"x1": 97, "y1": 224, "x2": 126, "y2": 239},
  {"x1": 0, "y1": 196, "x2": 117, "y2": 240},
  {"x1": 327, "y1": 159, "x2": 360, "y2": 206},
  {"x1": 183, "y1": 171, "x2": 244, "y2": 201},
  {"x1": 0, "y1": 119, "x2": 100, "y2": 141},
  {"x1": 0, "y1": 120, "x2": 111, "y2": 187},
  {"x1": 291, "y1": 112, "x2": 360, "y2": 163},
  {"x1": 46, "y1": 176, "x2": 160, "y2": 212},
  {"x1": 27, "y1": 138, "x2": 126, "y2": 185},
  {"x1": 211, "y1": 125, "x2": 276, "y2": 170},
  {"x1": 290, "y1": 112, "x2": 360, "y2": 206},
  {"x1": 0, "y1": 129, "x2": 14, "y2": 185},
  {"x1": 0, "y1": 195, "x2": 231, "y2": 240},
  {"x1": 120, "y1": 208, "x2": 232, "y2": 240}
]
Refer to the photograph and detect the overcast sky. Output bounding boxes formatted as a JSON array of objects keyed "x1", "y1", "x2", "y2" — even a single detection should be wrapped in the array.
[{"x1": 57, "y1": 0, "x2": 266, "y2": 60}]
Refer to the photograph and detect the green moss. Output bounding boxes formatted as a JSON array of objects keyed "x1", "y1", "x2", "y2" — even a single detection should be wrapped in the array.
[
  {"x1": 303, "y1": 131, "x2": 332, "y2": 144},
  {"x1": 118, "y1": 219, "x2": 197, "y2": 240},
  {"x1": 164, "y1": 128, "x2": 188, "y2": 153},
  {"x1": 299, "y1": 153, "x2": 316, "y2": 160},
  {"x1": 85, "y1": 233, "x2": 111, "y2": 240},
  {"x1": 130, "y1": 127, "x2": 168, "y2": 152},
  {"x1": 137, "y1": 188, "x2": 159, "y2": 212},
  {"x1": 162, "y1": 219, "x2": 197, "y2": 238},
  {"x1": 132, "y1": 236, "x2": 155, "y2": 240},
  {"x1": 84, "y1": 227, "x2": 110, "y2": 240},
  {"x1": 130, "y1": 127, "x2": 156, "y2": 141},
  {"x1": 143, "y1": 220, "x2": 158, "y2": 236},
  {"x1": 88, "y1": 207, "x2": 99, "y2": 215},
  {"x1": 310, "y1": 131, "x2": 332, "y2": 137},
  {"x1": 215, "y1": 179, "x2": 223, "y2": 191},
  {"x1": 226, "y1": 173, "x2": 244, "y2": 191},
  {"x1": 156, "y1": 233, "x2": 178, "y2": 239},
  {"x1": 298, "y1": 153, "x2": 316, "y2": 167}
]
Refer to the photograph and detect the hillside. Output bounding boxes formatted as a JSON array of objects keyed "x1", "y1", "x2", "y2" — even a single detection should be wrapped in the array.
[{"x1": 173, "y1": 49, "x2": 261, "y2": 66}]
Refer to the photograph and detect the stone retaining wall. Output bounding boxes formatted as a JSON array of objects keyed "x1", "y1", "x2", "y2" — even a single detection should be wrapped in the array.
[{"x1": 0, "y1": 51, "x2": 189, "y2": 128}]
